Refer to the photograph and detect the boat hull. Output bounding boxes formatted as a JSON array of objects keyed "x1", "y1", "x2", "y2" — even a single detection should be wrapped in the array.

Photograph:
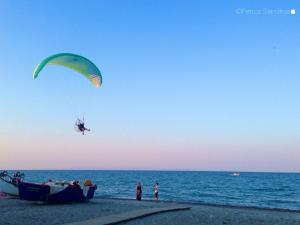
[{"x1": 19, "y1": 182, "x2": 97, "y2": 203}]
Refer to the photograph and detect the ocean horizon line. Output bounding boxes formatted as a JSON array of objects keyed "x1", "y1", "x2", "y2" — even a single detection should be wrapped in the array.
[{"x1": 2, "y1": 169, "x2": 300, "y2": 174}]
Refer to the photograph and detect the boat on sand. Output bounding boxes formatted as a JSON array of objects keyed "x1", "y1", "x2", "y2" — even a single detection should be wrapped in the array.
[
  {"x1": 18, "y1": 179, "x2": 97, "y2": 203},
  {"x1": 1, "y1": 171, "x2": 97, "y2": 203}
]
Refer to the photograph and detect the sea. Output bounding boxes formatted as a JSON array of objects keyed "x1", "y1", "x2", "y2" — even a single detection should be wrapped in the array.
[{"x1": 12, "y1": 170, "x2": 300, "y2": 211}]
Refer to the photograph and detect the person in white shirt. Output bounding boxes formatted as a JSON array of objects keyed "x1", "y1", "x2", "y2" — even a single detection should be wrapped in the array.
[{"x1": 153, "y1": 182, "x2": 159, "y2": 200}]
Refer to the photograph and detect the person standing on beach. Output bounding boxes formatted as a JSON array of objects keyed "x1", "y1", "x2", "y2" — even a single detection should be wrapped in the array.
[
  {"x1": 136, "y1": 182, "x2": 142, "y2": 200},
  {"x1": 154, "y1": 182, "x2": 159, "y2": 200}
]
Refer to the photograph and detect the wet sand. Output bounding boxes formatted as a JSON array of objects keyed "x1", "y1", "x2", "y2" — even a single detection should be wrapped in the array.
[{"x1": 0, "y1": 198, "x2": 299, "y2": 225}]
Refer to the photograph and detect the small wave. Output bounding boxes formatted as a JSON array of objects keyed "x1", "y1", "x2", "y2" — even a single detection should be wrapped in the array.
[
  {"x1": 252, "y1": 187, "x2": 286, "y2": 192},
  {"x1": 265, "y1": 199, "x2": 300, "y2": 204}
]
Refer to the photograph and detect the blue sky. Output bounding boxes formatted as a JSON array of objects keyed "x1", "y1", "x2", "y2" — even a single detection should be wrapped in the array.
[{"x1": 0, "y1": 0, "x2": 299, "y2": 171}]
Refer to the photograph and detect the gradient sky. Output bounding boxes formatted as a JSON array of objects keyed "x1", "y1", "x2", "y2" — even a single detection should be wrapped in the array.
[{"x1": 0, "y1": 0, "x2": 299, "y2": 171}]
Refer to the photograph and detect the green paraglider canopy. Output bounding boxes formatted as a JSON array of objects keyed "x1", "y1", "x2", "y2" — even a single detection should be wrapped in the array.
[{"x1": 33, "y1": 53, "x2": 102, "y2": 88}]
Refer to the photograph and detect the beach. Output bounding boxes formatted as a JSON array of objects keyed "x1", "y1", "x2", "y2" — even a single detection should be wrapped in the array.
[{"x1": 1, "y1": 198, "x2": 299, "y2": 225}]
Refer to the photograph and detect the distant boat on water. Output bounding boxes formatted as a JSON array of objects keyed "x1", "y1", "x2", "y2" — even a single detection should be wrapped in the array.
[{"x1": 231, "y1": 172, "x2": 240, "y2": 176}]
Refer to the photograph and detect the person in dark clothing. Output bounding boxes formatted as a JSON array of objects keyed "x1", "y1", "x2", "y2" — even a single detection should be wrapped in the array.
[
  {"x1": 75, "y1": 118, "x2": 90, "y2": 135},
  {"x1": 136, "y1": 182, "x2": 142, "y2": 200}
]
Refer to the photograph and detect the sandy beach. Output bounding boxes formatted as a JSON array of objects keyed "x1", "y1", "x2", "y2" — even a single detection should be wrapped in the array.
[{"x1": 0, "y1": 198, "x2": 299, "y2": 225}]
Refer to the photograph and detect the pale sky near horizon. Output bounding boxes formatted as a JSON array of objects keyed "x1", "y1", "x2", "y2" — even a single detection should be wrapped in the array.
[{"x1": 0, "y1": 0, "x2": 299, "y2": 172}]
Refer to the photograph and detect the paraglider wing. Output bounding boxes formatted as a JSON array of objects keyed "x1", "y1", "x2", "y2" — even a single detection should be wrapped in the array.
[{"x1": 33, "y1": 53, "x2": 102, "y2": 88}]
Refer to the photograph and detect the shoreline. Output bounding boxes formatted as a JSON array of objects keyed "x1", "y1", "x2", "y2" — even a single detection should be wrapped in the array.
[
  {"x1": 96, "y1": 197, "x2": 300, "y2": 213},
  {"x1": 3, "y1": 194, "x2": 300, "y2": 213}
]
